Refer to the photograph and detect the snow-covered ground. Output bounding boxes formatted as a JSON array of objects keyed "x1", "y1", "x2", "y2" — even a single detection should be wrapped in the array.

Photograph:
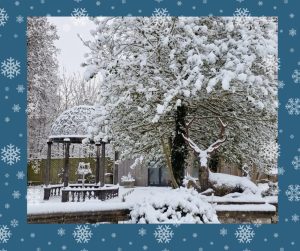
[
  {"x1": 27, "y1": 186, "x2": 171, "y2": 215},
  {"x1": 27, "y1": 185, "x2": 277, "y2": 215}
]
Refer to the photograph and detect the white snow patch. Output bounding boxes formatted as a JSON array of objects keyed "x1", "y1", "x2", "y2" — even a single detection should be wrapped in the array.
[
  {"x1": 209, "y1": 171, "x2": 260, "y2": 195},
  {"x1": 129, "y1": 187, "x2": 219, "y2": 224},
  {"x1": 156, "y1": 104, "x2": 165, "y2": 114},
  {"x1": 84, "y1": 65, "x2": 99, "y2": 81},
  {"x1": 215, "y1": 204, "x2": 276, "y2": 212}
]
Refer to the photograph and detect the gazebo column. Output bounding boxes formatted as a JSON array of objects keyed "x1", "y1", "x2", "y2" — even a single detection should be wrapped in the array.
[
  {"x1": 100, "y1": 141, "x2": 106, "y2": 187},
  {"x1": 43, "y1": 140, "x2": 52, "y2": 200},
  {"x1": 95, "y1": 142, "x2": 101, "y2": 185},
  {"x1": 113, "y1": 151, "x2": 119, "y2": 185},
  {"x1": 62, "y1": 138, "x2": 70, "y2": 202}
]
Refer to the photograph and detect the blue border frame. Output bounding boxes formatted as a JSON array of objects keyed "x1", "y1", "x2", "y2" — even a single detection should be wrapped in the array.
[{"x1": 1, "y1": 0, "x2": 300, "y2": 250}]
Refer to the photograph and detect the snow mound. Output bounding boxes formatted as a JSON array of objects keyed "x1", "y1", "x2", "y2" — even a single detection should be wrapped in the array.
[
  {"x1": 209, "y1": 171, "x2": 259, "y2": 195},
  {"x1": 129, "y1": 187, "x2": 219, "y2": 224}
]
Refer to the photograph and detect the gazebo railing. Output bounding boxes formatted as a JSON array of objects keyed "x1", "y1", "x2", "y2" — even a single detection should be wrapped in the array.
[
  {"x1": 43, "y1": 184, "x2": 64, "y2": 200},
  {"x1": 61, "y1": 186, "x2": 119, "y2": 202},
  {"x1": 43, "y1": 184, "x2": 119, "y2": 202}
]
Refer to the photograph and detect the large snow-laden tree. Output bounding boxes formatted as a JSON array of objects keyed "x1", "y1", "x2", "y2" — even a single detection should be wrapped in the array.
[
  {"x1": 27, "y1": 17, "x2": 60, "y2": 159},
  {"x1": 83, "y1": 17, "x2": 278, "y2": 186}
]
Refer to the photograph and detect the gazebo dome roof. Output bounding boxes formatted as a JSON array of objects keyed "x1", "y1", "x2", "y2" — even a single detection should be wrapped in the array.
[{"x1": 49, "y1": 105, "x2": 95, "y2": 143}]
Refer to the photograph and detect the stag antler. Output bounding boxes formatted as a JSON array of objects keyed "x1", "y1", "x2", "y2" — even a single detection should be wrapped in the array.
[
  {"x1": 185, "y1": 117, "x2": 196, "y2": 138},
  {"x1": 207, "y1": 118, "x2": 227, "y2": 154},
  {"x1": 182, "y1": 133, "x2": 201, "y2": 154},
  {"x1": 182, "y1": 117, "x2": 227, "y2": 158}
]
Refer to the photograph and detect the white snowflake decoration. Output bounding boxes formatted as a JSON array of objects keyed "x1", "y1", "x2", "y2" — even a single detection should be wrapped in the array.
[
  {"x1": 152, "y1": 8, "x2": 170, "y2": 26},
  {"x1": 0, "y1": 225, "x2": 12, "y2": 243},
  {"x1": 12, "y1": 104, "x2": 21, "y2": 112},
  {"x1": 57, "y1": 228, "x2": 66, "y2": 236},
  {"x1": 234, "y1": 8, "x2": 250, "y2": 17},
  {"x1": 10, "y1": 219, "x2": 18, "y2": 228},
  {"x1": 71, "y1": 8, "x2": 89, "y2": 26},
  {"x1": 233, "y1": 8, "x2": 251, "y2": 27},
  {"x1": 292, "y1": 69, "x2": 300, "y2": 83},
  {"x1": 16, "y1": 15, "x2": 24, "y2": 23},
  {"x1": 16, "y1": 171, "x2": 25, "y2": 179},
  {"x1": 235, "y1": 225, "x2": 255, "y2": 243},
  {"x1": 292, "y1": 156, "x2": 300, "y2": 170},
  {"x1": 153, "y1": 225, "x2": 174, "y2": 243},
  {"x1": 278, "y1": 80, "x2": 285, "y2": 89},
  {"x1": 73, "y1": 225, "x2": 93, "y2": 243},
  {"x1": 91, "y1": 222, "x2": 100, "y2": 228},
  {"x1": 220, "y1": 227, "x2": 228, "y2": 236},
  {"x1": 16, "y1": 85, "x2": 25, "y2": 93},
  {"x1": 12, "y1": 190, "x2": 21, "y2": 199},
  {"x1": 1, "y1": 57, "x2": 21, "y2": 79},
  {"x1": 152, "y1": 8, "x2": 169, "y2": 17},
  {"x1": 286, "y1": 98, "x2": 300, "y2": 115},
  {"x1": 291, "y1": 214, "x2": 299, "y2": 222},
  {"x1": 0, "y1": 8, "x2": 9, "y2": 26},
  {"x1": 286, "y1": 185, "x2": 300, "y2": 201},
  {"x1": 1, "y1": 144, "x2": 20, "y2": 166},
  {"x1": 289, "y1": 28, "x2": 297, "y2": 37},
  {"x1": 138, "y1": 228, "x2": 147, "y2": 236},
  {"x1": 253, "y1": 219, "x2": 262, "y2": 227}
]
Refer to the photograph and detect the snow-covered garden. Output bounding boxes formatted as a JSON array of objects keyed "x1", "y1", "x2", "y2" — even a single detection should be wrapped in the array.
[
  {"x1": 27, "y1": 16, "x2": 278, "y2": 224},
  {"x1": 28, "y1": 180, "x2": 277, "y2": 224}
]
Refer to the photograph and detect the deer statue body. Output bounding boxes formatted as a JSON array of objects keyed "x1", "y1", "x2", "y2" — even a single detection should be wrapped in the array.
[{"x1": 182, "y1": 118, "x2": 227, "y2": 192}]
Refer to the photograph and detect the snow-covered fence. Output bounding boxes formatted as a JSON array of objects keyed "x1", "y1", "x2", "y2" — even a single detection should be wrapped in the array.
[
  {"x1": 43, "y1": 183, "x2": 117, "y2": 201},
  {"x1": 121, "y1": 189, "x2": 134, "y2": 202},
  {"x1": 61, "y1": 185, "x2": 119, "y2": 202}
]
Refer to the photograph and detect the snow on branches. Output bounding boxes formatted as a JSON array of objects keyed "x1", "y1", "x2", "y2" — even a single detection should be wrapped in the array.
[{"x1": 82, "y1": 17, "x2": 278, "y2": 175}]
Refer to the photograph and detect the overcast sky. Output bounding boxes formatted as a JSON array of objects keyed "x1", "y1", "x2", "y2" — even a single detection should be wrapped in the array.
[{"x1": 48, "y1": 17, "x2": 96, "y2": 75}]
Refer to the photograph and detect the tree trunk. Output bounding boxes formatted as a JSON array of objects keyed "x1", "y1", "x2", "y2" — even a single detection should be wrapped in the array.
[
  {"x1": 160, "y1": 136, "x2": 178, "y2": 189},
  {"x1": 186, "y1": 150, "x2": 196, "y2": 176},
  {"x1": 171, "y1": 105, "x2": 188, "y2": 186},
  {"x1": 199, "y1": 167, "x2": 209, "y2": 192}
]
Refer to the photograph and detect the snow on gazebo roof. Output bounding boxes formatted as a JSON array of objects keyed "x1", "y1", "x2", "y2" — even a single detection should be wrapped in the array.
[{"x1": 49, "y1": 105, "x2": 95, "y2": 142}]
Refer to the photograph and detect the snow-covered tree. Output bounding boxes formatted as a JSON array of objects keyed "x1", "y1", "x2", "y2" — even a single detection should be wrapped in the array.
[
  {"x1": 83, "y1": 17, "x2": 278, "y2": 186},
  {"x1": 57, "y1": 69, "x2": 100, "y2": 111},
  {"x1": 27, "y1": 17, "x2": 60, "y2": 159}
]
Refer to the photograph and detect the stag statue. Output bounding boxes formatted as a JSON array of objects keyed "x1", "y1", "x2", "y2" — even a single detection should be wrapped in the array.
[{"x1": 182, "y1": 118, "x2": 227, "y2": 192}]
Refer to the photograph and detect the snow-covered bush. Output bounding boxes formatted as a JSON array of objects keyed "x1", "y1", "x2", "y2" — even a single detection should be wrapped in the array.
[
  {"x1": 183, "y1": 173, "x2": 198, "y2": 187},
  {"x1": 129, "y1": 187, "x2": 219, "y2": 224},
  {"x1": 261, "y1": 181, "x2": 278, "y2": 197},
  {"x1": 209, "y1": 171, "x2": 260, "y2": 196}
]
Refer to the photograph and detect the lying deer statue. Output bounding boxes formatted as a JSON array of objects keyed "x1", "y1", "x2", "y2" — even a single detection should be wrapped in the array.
[{"x1": 182, "y1": 118, "x2": 227, "y2": 192}]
